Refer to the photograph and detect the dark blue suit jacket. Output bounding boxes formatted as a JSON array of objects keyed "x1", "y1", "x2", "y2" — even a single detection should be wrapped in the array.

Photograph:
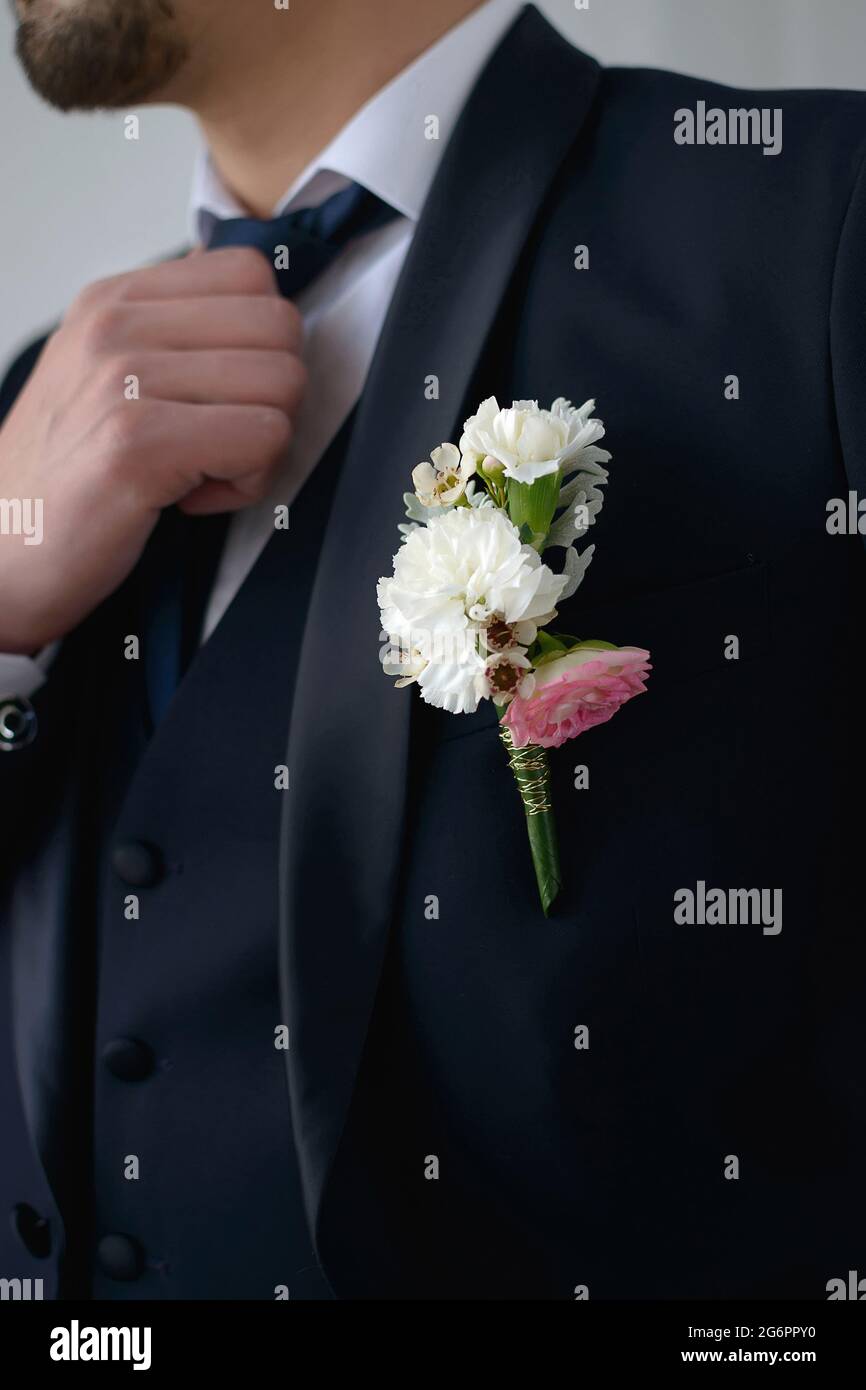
[{"x1": 2, "y1": 6, "x2": 865, "y2": 1298}]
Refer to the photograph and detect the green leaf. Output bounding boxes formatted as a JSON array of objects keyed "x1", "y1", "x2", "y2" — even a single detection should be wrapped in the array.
[
  {"x1": 507, "y1": 471, "x2": 561, "y2": 538},
  {"x1": 548, "y1": 632, "x2": 620, "y2": 653},
  {"x1": 533, "y1": 634, "x2": 622, "y2": 667},
  {"x1": 527, "y1": 811, "x2": 562, "y2": 918},
  {"x1": 531, "y1": 630, "x2": 570, "y2": 666}
]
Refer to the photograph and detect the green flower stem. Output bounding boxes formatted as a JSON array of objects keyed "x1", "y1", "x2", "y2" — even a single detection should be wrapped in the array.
[{"x1": 498, "y1": 723, "x2": 562, "y2": 917}]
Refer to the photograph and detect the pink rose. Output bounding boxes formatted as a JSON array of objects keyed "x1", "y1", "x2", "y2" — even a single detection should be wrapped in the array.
[{"x1": 503, "y1": 646, "x2": 651, "y2": 749}]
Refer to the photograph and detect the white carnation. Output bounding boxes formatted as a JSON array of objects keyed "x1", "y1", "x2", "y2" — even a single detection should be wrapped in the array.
[
  {"x1": 377, "y1": 506, "x2": 566, "y2": 714},
  {"x1": 460, "y1": 396, "x2": 610, "y2": 486}
]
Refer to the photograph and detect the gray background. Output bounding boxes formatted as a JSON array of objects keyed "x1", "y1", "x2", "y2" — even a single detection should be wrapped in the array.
[{"x1": 1, "y1": 0, "x2": 864, "y2": 367}]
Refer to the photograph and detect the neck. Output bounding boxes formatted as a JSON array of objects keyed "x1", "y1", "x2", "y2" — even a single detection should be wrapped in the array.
[{"x1": 175, "y1": 0, "x2": 484, "y2": 217}]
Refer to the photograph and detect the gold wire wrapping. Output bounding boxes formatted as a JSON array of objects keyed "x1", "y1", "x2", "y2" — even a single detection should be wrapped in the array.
[{"x1": 499, "y1": 724, "x2": 552, "y2": 816}]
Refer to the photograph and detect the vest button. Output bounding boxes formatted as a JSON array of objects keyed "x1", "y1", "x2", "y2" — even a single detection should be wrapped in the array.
[
  {"x1": 102, "y1": 1038, "x2": 155, "y2": 1082},
  {"x1": 10, "y1": 1203, "x2": 51, "y2": 1259},
  {"x1": 0, "y1": 697, "x2": 37, "y2": 752},
  {"x1": 111, "y1": 840, "x2": 164, "y2": 888},
  {"x1": 97, "y1": 1233, "x2": 145, "y2": 1282}
]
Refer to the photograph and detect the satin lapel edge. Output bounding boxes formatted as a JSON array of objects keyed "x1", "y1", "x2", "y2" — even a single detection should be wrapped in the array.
[{"x1": 279, "y1": 4, "x2": 603, "y2": 1255}]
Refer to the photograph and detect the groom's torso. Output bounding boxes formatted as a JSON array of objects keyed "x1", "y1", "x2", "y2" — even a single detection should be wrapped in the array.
[{"x1": 2, "y1": 5, "x2": 866, "y2": 1299}]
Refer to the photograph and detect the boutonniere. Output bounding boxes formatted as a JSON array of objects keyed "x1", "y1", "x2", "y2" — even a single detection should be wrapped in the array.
[{"x1": 377, "y1": 396, "x2": 651, "y2": 916}]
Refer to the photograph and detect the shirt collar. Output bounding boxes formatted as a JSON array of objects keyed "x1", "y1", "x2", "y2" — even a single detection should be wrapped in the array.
[{"x1": 191, "y1": 0, "x2": 523, "y2": 242}]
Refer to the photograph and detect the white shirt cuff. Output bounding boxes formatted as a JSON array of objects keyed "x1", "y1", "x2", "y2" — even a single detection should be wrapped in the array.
[{"x1": 0, "y1": 642, "x2": 60, "y2": 699}]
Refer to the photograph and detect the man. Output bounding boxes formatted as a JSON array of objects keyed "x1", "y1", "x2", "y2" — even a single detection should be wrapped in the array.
[{"x1": 0, "y1": 0, "x2": 864, "y2": 1301}]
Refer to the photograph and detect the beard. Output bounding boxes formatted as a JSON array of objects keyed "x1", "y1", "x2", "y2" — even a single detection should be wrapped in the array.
[{"x1": 14, "y1": 0, "x2": 191, "y2": 111}]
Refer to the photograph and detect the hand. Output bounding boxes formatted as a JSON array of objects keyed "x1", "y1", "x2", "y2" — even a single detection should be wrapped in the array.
[{"x1": 0, "y1": 248, "x2": 306, "y2": 652}]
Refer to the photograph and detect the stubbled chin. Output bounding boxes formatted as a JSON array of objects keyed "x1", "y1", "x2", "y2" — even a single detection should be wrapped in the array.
[{"x1": 15, "y1": 1, "x2": 191, "y2": 113}]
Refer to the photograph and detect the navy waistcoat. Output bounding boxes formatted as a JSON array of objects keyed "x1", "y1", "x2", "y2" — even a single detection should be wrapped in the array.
[{"x1": 75, "y1": 421, "x2": 354, "y2": 1299}]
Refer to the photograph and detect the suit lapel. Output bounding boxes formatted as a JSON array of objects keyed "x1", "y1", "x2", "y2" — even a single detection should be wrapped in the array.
[{"x1": 279, "y1": 4, "x2": 602, "y2": 1246}]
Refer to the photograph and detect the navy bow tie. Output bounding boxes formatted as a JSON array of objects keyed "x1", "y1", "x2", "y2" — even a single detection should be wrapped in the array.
[{"x1": 206, "y1": 180, "x2": 400, "y2": 298}]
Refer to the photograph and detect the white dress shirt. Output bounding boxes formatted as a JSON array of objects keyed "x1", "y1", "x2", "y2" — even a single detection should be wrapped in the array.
[{"x1": 0, "y1": 0, "x2": 521, "y2": 699}]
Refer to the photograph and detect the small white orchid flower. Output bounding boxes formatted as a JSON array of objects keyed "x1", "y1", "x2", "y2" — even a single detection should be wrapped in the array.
[
  {"x1": 411, "y1": 443, "x2": 477, "y2": 508},
  {"x1": 481, "y1": 618, "x2": 538, "y2": 653},
  {"x1": 381, "y1": 641, "x2": 428, "y2": 688},
  {"x1": 483, "y1": 650, "x2": 536, "y2": 704}
]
